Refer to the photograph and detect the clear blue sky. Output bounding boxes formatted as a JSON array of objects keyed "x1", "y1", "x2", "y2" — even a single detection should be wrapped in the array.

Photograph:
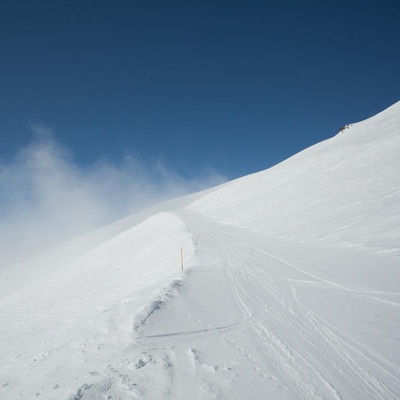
[{"x1": 1, "y1": 0, "x2": 399, "y2": 179}]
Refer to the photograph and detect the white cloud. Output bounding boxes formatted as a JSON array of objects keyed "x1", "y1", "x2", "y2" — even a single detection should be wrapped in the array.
[{"x1": 0, "y1": 126, "x2": 226, "y2": 268}]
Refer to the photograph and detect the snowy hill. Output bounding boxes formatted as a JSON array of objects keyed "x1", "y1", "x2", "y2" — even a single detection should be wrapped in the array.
[
  {"x1": 188, "y1": 101, "x2": 400, "y2": 252},
  {"x1": 1, "y1": 102, "x2": 399, "y2": 399}
]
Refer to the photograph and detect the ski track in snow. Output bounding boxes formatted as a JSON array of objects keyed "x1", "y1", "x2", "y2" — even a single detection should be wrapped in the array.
[
  {"x1": 203, "y1": 218, "x2": 398, "y2": 400},
  {"x1": 62, "y1": 212, "x2": 399, "y2": 400},
  {"x1": 1, "y1": 211, "x2": 399, "y2": 399}
]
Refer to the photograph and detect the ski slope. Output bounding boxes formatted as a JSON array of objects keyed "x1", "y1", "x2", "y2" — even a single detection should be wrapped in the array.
[{"x1": 0, "y1": 102, "x2": 399, "y2": 399}]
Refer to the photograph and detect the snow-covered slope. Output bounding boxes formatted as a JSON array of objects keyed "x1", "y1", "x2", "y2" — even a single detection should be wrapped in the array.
[
  {"x1": 0, "y1": 102, "x2": 399, "y2": 400},
  {"x1": 188, "y1": 101, "x2": 400, "y2": 252},
  {"x1": 0, "y1": 187, "x2": 215, "y2": 300}
]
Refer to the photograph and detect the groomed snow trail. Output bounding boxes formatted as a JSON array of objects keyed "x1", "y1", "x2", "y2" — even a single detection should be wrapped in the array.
[{"x1": 72, "y1": 210, "x2": 400, "y2": 399}]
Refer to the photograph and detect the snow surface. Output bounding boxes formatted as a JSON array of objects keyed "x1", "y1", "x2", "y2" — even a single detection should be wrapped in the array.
[{"x1": 1, "y1": 102, "x2": 400, "y2": 399}]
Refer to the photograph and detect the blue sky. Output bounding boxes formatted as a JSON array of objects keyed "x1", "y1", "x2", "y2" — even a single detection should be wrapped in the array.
[{"x1": 1, "y1": 0, "x2": 399, "y2": 180}]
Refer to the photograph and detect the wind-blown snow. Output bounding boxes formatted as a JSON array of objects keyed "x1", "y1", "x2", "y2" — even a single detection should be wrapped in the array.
[{"x1": 1, "y1": 102, "x2": 399, "y2": 399}]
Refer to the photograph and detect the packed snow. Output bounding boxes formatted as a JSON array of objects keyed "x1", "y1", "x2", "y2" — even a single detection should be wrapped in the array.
[{"x1": 1, "y1": 102, "x2": 399, "y2": 399}]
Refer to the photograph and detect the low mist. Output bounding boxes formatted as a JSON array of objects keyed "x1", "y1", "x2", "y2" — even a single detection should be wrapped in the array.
[{"x1": 0, "y1": 126, "x2": 226, "y2": 271}]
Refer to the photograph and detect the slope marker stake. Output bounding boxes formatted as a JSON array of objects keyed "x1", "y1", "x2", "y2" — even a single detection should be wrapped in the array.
[{"x1": 181, "y1": 247, "x2": 184, "y2": 272}]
